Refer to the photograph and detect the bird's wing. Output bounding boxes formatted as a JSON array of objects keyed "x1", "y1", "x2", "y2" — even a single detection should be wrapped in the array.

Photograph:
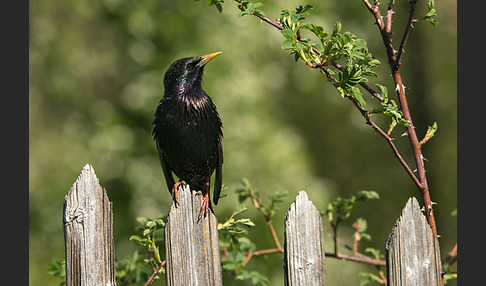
[
  {"x1": 213, "y1": 134, "x2": 223, "y2": 205},
  {"x1": 156, "y1": 140, "x2": 175, "y2": 193}
]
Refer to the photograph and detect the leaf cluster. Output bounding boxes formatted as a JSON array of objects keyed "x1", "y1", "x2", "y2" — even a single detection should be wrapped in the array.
[
  {"x1": 236, "y1": 0, "x2": 266, "y2": 18},
  {"x1": 420, "y1": 0, "x2": 438, "y2": 27},
  {"x1": 207, "y1": 0, "x2": 225, "y2": 13},
  {"x1": 130, "y1": 217, "x2": 165, "y2": 263},
  {"x1": 277, "y1": 5, "x2": 380, "y2": 109},
  {"x1": 126, "y1": 216, "x2": 167, "y2": 283},
  {"x1": 47, "y1": 259, "x2": 66, "y2": 286},
  {"x1": 324, "y1": 190, "x2": 380, "y2": 228},
  {"x1": 218, "y1": 206, "x2": 267, "y2": 285},
  {"x1": 370, "y1": 84, "x2": 411, "y2": 130}
]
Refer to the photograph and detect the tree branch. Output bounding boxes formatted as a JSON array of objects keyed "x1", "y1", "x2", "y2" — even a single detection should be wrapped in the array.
[{"x1": 362, "y1": 0, "x2": 438, "y2": 238}]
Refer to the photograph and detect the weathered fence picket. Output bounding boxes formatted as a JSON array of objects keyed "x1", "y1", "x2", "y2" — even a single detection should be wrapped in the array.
[
  {"x1": 63, "y1": 164, "x2": 116, "y2": 286},
  {"x1": 386, "y1": 197, "x2": 442, "y2": 286},
  {"x1": 284, "y1": 191, "x2": 326, "y2": 286},
  {"x1": 164, "y1": 184, "x2": 223, "y2": 286}
]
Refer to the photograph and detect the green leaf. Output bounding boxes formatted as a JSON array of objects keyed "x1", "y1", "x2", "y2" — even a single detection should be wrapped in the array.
[
  {"x1": 350, "y1": 49, "x2": 365, "y2": 60},
  {"x1": 129, "y1": 235, "x2": 143, "y2": 243},
  {"x1": 365, "y1": 247, "x2": 382, "y2": 259},
  {"x1": 136, "y1": 216, "x2": 148, "y2": 226},
  {"x1": 354, "y1": 38, "x2": 367, "y2": 49},
  {"x1": 235, "y1": 218, "x2": 256, "y2": 227},
  {"x1": 443, "y1": 271, "x2": 457, "y2": 284},
  {"x1": 360, "y1": 272, "x2": 383, "y2": 285},
  {"x1": 368, "y1": 58, "x2": 381, "y2": 66},
  {"x1": 375, "y1": 84, "x2": 388, "y2": 100},
  {"x1": 142, "y1": 228, "x2": 151, "y2": 236},
  {"x1": 333, "y1": 21, "x2": 342, "y2": 35},
  {"x1": 355, "y1": 190, "x2": 380, "y2": 201},
  {"x1": 336, "y1": 87, "x2": 345, "y2": 98},
  {"x1": 422, "y1": 122, "x2": 438, "y2": 143},
  {"x1": 352, "y1": 87, "x2": 366, "y2": 109},
  {"x1": 281, "y1": 29, "x2": 296, "y2": 40},
  {"x1": 355, "y1": 218, "x2": 367, "y2": 232},
  {"x1": 281, "y1": 39, "x2": 293, "y2": 50},
  {"x1": 295, "y1": 42, "x2": 307, "y2": 52}
]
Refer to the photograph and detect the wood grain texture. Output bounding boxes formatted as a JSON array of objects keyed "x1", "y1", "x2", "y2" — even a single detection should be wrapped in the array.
[
  {"x1": 386, "y1": 197, "x2": 442, "y2": 286},
  {"x1": 164, "y1": 184, "x2": 222, "y2": 286},
  {"x1": 63, "y1": 164, "x2": 115, "y2": 286},
  {"x1": 284, "y1": 191, "x2": 326, "y2": 286}
]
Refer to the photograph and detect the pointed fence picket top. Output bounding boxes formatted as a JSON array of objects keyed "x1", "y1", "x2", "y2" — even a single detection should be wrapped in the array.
[
  {"x1": 386, "y1": 197, "x2": 442, "y2": 286},
  {"x1": 63, "y1": 164, "x2": 116, "y2": 286},
  {"x1": 284, "y1": 190, "x2": 326, "y2": 286},
  {"x1": 164, "y1": 184, "x2": 223, "y2": 286}
]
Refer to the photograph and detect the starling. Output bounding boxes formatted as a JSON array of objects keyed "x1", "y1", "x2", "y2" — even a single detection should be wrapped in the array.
[{"x1": 152, "y1": 52, "x2": 223, "y2": 219}]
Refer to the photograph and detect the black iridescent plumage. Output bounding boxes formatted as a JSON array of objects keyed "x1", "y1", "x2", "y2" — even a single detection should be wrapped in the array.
[{"x1": 152, "y1": 52, "x2": 223, "y2": 218}]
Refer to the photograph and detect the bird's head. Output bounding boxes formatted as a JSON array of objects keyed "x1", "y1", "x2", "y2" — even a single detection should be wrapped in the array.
[{"x1": 163, "y1": 52, "x2": 222, "y2": 96}]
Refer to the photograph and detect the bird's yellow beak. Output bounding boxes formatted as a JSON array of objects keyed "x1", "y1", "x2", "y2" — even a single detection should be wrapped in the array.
[{"x1": 197, "y1": 51, "x2": 223, "y2": 67}]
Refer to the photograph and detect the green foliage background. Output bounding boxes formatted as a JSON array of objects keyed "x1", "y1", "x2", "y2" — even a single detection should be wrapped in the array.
[{"x1": 29, "y1": 0, "x2": 456, "y2": 285}]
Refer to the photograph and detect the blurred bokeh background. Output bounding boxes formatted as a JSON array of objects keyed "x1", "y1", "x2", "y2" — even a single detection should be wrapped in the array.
[{"x1": 29, "y1": 0, "x2": 456, "y2": 285}]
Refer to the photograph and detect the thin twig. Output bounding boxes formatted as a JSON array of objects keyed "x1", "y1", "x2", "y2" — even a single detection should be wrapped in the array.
[
  {"x1": 267, "y1": 219, "x2": 283, "y2": 251},
  {"x1": 395, "y1": 0, "x2": 418, "y2": 70},
  {"x1": 326, "y1": 252, "x2": 386, "y2": 267},
  {"x1": 362, "y1": 0, "x2": 385, "y2": 30},
  {"x1": 378, "y1": 269, "x2": 387, "y2": 284},
  {"x1": 442, "y1": 242, "x2": 457, "y2": 266},
  {"x1": 144, "y1": 260, "x2": 166, "y2": 286},
  {"x1": 247, "y1": 184, "x2": 284, "y2": 251},
  {"x1": 243, "y1": 247, "x2": 284, "y2": 265},
  {"x1": 323, "y1": 227, "x2": 386, "y2": 266},
  {"x1": 254, "y1": 13, "x2": 284, "y2": 30}
]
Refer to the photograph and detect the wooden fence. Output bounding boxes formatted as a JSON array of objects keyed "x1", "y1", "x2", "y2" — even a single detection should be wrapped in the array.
[{"x1": 63, "y1": 164, "x2": 442, "y2": 285}]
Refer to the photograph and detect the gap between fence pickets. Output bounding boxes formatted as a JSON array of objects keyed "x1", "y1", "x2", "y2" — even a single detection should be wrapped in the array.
[
  {"x1": 164, "y1": 184, "x2": 223, "y2": 286},
  {"x1": 63, "y1": 164, "x2": 116, "y2": 286},
  {"x1": 284, "y1": 190, "x2": 326, "y2": 286},
  {"x1": 386, "y1": 197, "x2": 442, "y2": 286}
]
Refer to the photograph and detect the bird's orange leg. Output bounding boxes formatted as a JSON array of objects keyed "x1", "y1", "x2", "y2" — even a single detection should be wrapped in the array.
[
  {"x1": 197, "y1": 181, "x2": 211, "y2": 219},
  {"x1": 171, "y1": 180, "x2": 186, "y2": 204}
]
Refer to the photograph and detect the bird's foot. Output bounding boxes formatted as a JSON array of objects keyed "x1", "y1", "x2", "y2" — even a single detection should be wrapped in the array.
[
  {"x1": 171, "y1": 180, "x2": 186, "y2": 205},
  {"x1": 196, "y1": 190, "x2": 210, "y2": 220}
]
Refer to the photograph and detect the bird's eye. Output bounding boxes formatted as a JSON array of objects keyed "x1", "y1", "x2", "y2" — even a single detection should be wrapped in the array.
[{"x1": 186, "y1": 62, "x2": 195, "y2": 70}]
